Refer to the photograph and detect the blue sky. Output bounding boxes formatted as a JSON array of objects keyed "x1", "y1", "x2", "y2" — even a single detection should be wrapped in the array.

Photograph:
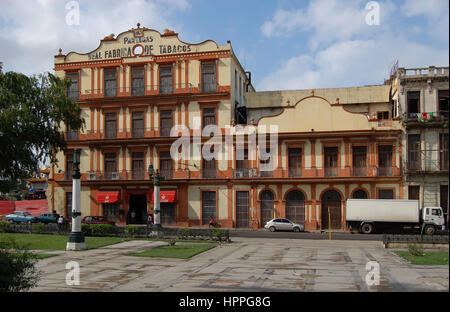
[{"x1": 0, "y1": 0, "x2": 448, "y2": 90}]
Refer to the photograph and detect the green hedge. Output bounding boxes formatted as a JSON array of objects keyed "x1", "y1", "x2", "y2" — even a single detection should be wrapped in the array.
[
  {"x1": 31, "y1": 223, "x2": 45, "y2": 234},
  {"x1": 0, "y1": 222, "x2": 11, "y2": 233},
  {"x1": 125, "y1": 225, "x2": 139, "y2": 236},
  {"x1": 81, "y1": 224, "x2": 116, "y2": 236}
]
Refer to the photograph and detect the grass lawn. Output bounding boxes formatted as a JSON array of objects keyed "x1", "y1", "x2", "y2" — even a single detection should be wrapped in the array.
[
  {"x1": 394, "y1": 251, "x2": 449, "y2": 265},
  {"x1": 132, "y1": 243, "x2": 217, "y2": 259},
  {"x1": 0, "y1": 233, "x2": 129, "y2": 251}
]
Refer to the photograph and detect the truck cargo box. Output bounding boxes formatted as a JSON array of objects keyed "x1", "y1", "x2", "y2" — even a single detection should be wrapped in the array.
[{"x1": 346, "y1": 199, "x2": 420, "y2": 223}]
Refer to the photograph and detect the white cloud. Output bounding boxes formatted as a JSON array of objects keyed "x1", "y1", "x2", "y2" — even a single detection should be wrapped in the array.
[
  {"x1": 257, "y1": 0, "x2": 448, "y2": 91},
  {"x1": 0, "y1": 0, "x2": 190, "y2": 75},
  {"x1": 261, "y1": 0, "x2": 397, "y2": 49},
  {"x1": 258, "y1": 35, "x2": 449, "y2": 91},
  {"x1": 401, "y1": 0, "x2": 448, "y2": 18}
]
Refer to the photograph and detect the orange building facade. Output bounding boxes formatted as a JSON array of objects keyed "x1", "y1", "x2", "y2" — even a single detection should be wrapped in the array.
[{"x1": 48, "y1": 24, "x2": 404, "y2": 231}]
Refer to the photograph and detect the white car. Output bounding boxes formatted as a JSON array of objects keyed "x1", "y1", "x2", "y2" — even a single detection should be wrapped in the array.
[{"x1": 264, "y1": 218, "x2": 304, "y2": 232}]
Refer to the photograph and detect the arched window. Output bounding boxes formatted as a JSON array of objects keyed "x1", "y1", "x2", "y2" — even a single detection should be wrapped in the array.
[{"x1": 353, "y1": 189, "x2": 368, "y2": 199}]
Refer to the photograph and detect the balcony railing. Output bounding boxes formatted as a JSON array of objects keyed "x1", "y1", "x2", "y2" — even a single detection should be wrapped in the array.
[
  {"x1": 377, "y1": 167, "x2": 393, "y2": 176},
  {"x1": 324, "y1": 167, "x2": 338, "y2": 177},
  {"x1": 288, "y1": 168, "x2": 302, "y2": 178},
  {"x1": 402, "y1": 112, "x2": 449, "y2": 124},
  {"x1": 104, "y1": 128, "x2": 117, "y2": 139},
  {"x1": 159, "y1": 169, "x2": 173, "y2": 180},
  {"x1": 63, "y1": 83, "x2": 225, "y2": 100},
  {"x1": 65, "y1": 131, "x2": 79, "y2": 141},
  {"x1": 67, "y1": 90, "x2": 79, "y2": 101},
  {"x1": 398, "y1": 66, "x2": 449, "y2": 78},
  {"x1": 351, "y1": 166, "x2": 368, "y2": 177},
  {"x1": 201, "y1": 82, "x2": 218, "y2": 93},
  {"x1": 201, "y1": 168, "x2": 217, "y2": 179},
  {"x1": 233, "y1": 168, "x2": 252, "y2": 178}
]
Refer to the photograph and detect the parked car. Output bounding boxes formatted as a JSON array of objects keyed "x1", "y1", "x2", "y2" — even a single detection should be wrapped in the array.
[
  {"x1": 37, "y1": 213, "x2": 59, "y2": 224},
  {"x1": 264, "y1": 218, "x2": 304, "y2": 232},
  {"x1": 82, "y1": 216, "x2": 115, "y2": 226},
  {"x1": 5, "y1": 211, "x2": 38, "y2": 224}
]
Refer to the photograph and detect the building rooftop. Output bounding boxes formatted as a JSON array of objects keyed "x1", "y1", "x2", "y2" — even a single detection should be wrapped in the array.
[{"x1": 245, "y1": 84, "x2": 391, "y2": 109}]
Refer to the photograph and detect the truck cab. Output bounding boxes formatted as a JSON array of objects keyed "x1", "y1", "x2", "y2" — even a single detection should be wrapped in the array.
[{"x1": 421, "y1": 207, "x2": 445, "y2": 235}]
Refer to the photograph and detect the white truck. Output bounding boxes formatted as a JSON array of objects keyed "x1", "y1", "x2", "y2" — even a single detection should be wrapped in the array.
[{"x1": 346, "y1": 199, "x2": 445, "y2": 235}]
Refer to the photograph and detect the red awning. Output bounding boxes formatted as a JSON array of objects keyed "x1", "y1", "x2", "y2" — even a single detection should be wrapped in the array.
[
  {"x1": 152, "y1": 190, "x2": 177, "y2": 203},
  {"x1": 97, "y1": 191, "x2": 121, "y2": 204}
]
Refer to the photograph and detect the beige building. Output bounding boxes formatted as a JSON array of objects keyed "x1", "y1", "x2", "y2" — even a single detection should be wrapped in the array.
[
  {"x1": 48, "y1": 24, "x2": 406, "y2": 231},
  {"x1": 390, "y1": 66, "x2": 449, "y2": 223}
]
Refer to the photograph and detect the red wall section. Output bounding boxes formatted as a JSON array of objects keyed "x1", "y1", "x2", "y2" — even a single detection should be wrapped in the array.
[{"x1": 0, "y1": 201, "x2": 15, "y2": 215}]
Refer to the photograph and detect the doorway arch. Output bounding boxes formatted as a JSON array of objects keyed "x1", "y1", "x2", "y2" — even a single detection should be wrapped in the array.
[
  {"x1": 260, "y1": 190, "x2": 274, "y2": 227},
  {"x1": 285, "y1": 190, "x2": 305, "y2": 226},
  {"x1": 321, "y1": 190, "x2": 342, "y2": 229}
]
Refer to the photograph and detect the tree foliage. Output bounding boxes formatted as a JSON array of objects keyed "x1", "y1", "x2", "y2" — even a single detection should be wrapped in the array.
[
  {"x1": 0, "y1": 71, "x2": 84, "y2": 193},
  {"x1": 0, "y1": 238, "x2": 41, "y2": 292}
]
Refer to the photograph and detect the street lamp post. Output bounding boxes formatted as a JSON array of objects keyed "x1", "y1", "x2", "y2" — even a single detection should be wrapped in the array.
[
  {"x1": 66, "y1": 148, "x2": 87, "y2": 250},
  {"x1": 148, "y1": 164, "x2": 164, "y2": 231}
]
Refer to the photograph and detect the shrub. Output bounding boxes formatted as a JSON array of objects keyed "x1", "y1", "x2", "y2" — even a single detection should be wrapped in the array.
[
  {"x1": 408, "y1": 243, "x2": 425, "y2": 256},
  {"x1": 168, "y1": 239, "x2": 176, "y2": 246},
  {"x1": 0, "y1": 238, "x2": 41, "y2": 291},
  {"x1": 0, "y1": 222, "x2": 11, "y2": 233},
  {"x1": 210, "y1": 229, "x2": 228, "y2": 241},
  {"x1": 125, "y1": 225, "x2": 139, "y2": 237},
  {"x1": 89, "y1": 224, "x2": 116, "y2": 236},
  {"x1": 177, "y1": 228, "x2": 192, "y2": 240},
  {"x1": 81, "y1": 224, "x2": 92, "y2": 236},
  {"x1": 31, "y1": 223, "x2": 45, "y2": 234}
]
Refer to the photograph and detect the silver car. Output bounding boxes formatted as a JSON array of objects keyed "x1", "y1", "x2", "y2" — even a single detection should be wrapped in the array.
[{"x1": 264, "y1": 218, "x2": 304, "y2": 232}]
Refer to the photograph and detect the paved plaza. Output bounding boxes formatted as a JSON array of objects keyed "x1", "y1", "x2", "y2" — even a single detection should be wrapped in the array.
[{"x1": 33, "y1": 237, "x2": 449, "y2": 292}]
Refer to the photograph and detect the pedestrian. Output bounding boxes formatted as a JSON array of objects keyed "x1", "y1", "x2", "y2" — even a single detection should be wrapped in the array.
[
  {"x1": 148, "y1": 214, "x2": 153, "y2": 225},
  {"x1": 131, "y1": 210, "x2": 136, "y2": 223},
  {"x1": 209, "y1": 216, "x2": 217, "y2": 228},
  {"x1": 57, "y1": 215, "x2": 64, "y2": 233}
]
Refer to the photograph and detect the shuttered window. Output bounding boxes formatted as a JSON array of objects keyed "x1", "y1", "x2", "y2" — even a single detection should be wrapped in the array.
[
  {"x1": 201, "y1": 62, "x2": 216, "y2": 92},
  {"x1": 202, "y1": 107, "x2": 216, "y2": 128},
  {"x1": 132, "y1": 152, "x2": 144, "y2": 179},
  {"x1": 131, "y1": 67, "x2": 145, "y2": 96},
  {"x1": 160, "y1": 110, "x2": 172, "y2": 136},
  {"x1": 288, "y1": 148, "x2": 302, "y2": 177},
  {"x1": 66, "y1": 73, "x2": 79, "y2": 100},
  {"x1": 104, "y1": 69, "x2": 117, "y2": 97},
  {"x1": 202, "y1": 191, "x2": 216, "y2": 225},
  {"x1": 132, "y1": 111, "x2": 144, "y2": 137},
  {"x1": 159, "y1": 66, "x2": 173, "y2": 94},
  {"x1": 104, "y1": 153, "x2": 117, "y2": 179},
  {"x1": 159, "y1": 151, "x2": 172, "y2": 179},
  {"x1": 105, "y1": 113, "x2": 117, "y2": 138}
]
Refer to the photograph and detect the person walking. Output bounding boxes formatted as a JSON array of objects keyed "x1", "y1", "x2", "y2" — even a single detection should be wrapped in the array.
[{"x1": 57, "y1": 215, "x2": 64, "y2": 233}]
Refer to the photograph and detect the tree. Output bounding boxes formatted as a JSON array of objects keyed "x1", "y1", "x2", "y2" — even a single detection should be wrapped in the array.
[
  {"x1": 0, "y1": 71, "x2": 84, "y2": 193},
  {"x1": 0, "y1": 238, "x2": 41, "y2": 292}
]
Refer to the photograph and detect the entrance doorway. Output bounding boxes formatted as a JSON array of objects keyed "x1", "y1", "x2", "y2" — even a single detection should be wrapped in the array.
[
  {"x1": 260, "y1": 190, "x2": 274, "y2": 227},
  {"x1": 161, "y1": 203, "x2": 176, "y2": 225},
  {"x1": 236, "y1": 191, "x2": 249, "y2": 228},
  {"x1": 285, "y1": 190, "x2": 305, "y2": 226},
  {"x1": 321, "y1": 190, "x2": 342, "y2": 230},
  {"x1": 128, "y1": 194, "x2": 147, "y2": 224}
]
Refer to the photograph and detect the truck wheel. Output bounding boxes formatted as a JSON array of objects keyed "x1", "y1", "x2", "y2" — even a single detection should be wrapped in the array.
[
  {"x1": 361, "y1": 223, "x2": 373, "y2": 234},
  {"x1": 424, "y1": 225, "x2": 435, "y2": 235}
]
